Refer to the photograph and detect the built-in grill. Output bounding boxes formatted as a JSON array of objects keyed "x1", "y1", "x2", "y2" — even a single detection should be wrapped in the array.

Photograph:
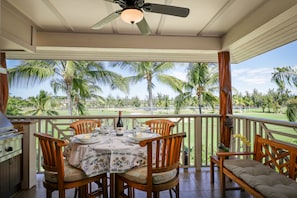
[
  {"x1": 0, "y1": 112, "x2": 23, "y2": 163},
  {"x1": 0, "y1": 112, "x2": 23, "y2": 197}
]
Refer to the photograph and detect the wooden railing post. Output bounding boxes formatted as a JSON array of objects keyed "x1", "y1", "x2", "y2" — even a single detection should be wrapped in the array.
[{"x1": 195, "y1": 116, "x2": 202, "y2": 170}]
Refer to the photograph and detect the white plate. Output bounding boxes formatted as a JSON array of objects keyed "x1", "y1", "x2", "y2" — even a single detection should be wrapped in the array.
[
  {"x1": 129, "y1": 133, "x2": 157, "y2": 143},
  {"x1": 73, "y1": 138, "x2": 101, "y2": 144},
  {"x1": 94, "y1": 127, "x2": 101, "y2": 132},
  {"x1": 74, "y1": 134, "x2": 100, "y2": 144},
  {"x1": 137, "y1": 126, "x2": 150, "y2": 132},
  {"x1": 96, "y1": 127, "x2": 112, "y2": 134}
]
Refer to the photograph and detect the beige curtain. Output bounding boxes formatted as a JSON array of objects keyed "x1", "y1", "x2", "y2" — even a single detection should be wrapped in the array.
[{"x1": 0, "y1": 53, "x2": 8, "y2": 114}]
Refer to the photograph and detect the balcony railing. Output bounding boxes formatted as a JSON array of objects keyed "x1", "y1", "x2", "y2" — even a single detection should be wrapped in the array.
[
  {"x1": 8, "y1": 114, "x2": 297, "y2": 173},
  {"x1": 230, "y1": 114, "x2": 297, "y2": 153}
]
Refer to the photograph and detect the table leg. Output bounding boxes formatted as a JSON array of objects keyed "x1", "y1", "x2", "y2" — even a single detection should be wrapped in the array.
[
  {"x1": 114, "y1": 173, "x2": 125, "y2": 198},
  {"x1": 110, "y1": 173, "x2": 115, "y2": 198}
]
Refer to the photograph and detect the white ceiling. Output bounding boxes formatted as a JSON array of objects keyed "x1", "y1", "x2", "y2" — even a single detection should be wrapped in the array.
[{"x1": 1, "y1": 0, "x2": 297, "y2": 63}]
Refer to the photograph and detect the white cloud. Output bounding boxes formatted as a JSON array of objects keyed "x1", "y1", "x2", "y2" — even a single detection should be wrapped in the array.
[
  {"x1": 171, "y1": 70, "x2": 187, "y2": 81},
  {"x1": 231, "y1": 66, "x2": 277, "y2": 94}
]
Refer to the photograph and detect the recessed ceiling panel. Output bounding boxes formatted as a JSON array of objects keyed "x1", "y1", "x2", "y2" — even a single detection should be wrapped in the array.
[
  {"x1": 160, "y1": 0, "x2": 229, "y2": 36},
  {"x1": 8, "y1": 0, "x2": 67, "y2": 31},
  {"x1": 201, "y1": 0, "x2": 266, "y2": 36},
  {"x1": 4, "y1": 0, "x2": 297, "y2": 63}
]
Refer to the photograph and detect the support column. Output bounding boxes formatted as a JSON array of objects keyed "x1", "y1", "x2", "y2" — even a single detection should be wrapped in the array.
[
  {"x1": 218, "y1": 51, "x2": 233, "y2": 147},
  {"x1": 0, "y1": 52, "x2": 9, "y2": 114}
]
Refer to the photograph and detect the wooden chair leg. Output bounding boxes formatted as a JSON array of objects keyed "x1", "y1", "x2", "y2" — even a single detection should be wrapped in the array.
[
  {"x1": 169, "y1": 189, "x2": 173, "y2": 198},
  {"x1": 219, "y1": 168, "x2": 226, "y2": 198},
  {"x1": 74, "y1": 188, "x2": 78, "y2": 198},
  {"x1": 89, "y1": 183, "x2": 92, "y2": 196},
  {"x1": 46, "y1": 189, "x2": 52, "y2": 198},
  {"x1": 176, "y1": 184, "x2": 180, "y2": 198},
  {"x1": 128, "y1": 187, "x2": 133, "y2": 198},
  {"x1": 78, "y1": 185, "x2": 88, "y2": 198},
  {"x1": 210, "y1": 156, "x2": 219, "y2": 184},
  {"x1": 210, "y1": 158, "x2": 214, "y2": 184},
  {"x1": 169, "y1": 186, "x2": 178, "y2": 198},
  {"x1": 58, "y1": 189, "x2": 66, "y2": 198},
  {"x1": 102, "y1": 177, "x2": 108, "y2": 198},
  {"x1": 152, "y1": 192, "x2": 158, "y2": 198}
]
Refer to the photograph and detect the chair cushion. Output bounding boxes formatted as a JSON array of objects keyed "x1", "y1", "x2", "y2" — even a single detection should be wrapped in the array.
[
  {"x1": 224, "y1": 159, "x2": 297, "y2": 198},
  {"x1": 44, "y1": 160, "x2": 88, "y2": 183},
  {"x1": 119, "y1": 166, "x2": 177, "y2": 185}
]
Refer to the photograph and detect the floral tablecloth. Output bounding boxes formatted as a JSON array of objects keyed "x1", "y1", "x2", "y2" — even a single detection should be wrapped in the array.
[{"x1": 65, "y1": 132, "x2": 157, "y2": 176}]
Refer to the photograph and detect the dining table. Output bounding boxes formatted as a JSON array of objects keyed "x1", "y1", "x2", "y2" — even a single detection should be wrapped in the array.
[{"x1": 64, "y1": 129, "x2": 158, "y2": 198}]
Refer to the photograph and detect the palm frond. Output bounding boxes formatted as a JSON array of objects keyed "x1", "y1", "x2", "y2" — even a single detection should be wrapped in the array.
[
  {"x1": 8, "y1": 60, "x2": 55, "y2": 87},
  {"x1": 286, "y1": 98, "x2": 297, "y2": 122}
]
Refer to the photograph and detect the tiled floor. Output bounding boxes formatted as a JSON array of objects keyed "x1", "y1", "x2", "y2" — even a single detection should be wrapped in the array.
[{"x1": 14, "y1": 167, "x2": 252, "y2": 198}]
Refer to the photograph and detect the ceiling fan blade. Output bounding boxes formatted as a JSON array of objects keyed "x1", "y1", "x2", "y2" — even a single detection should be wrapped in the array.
[
  {"x1": 143, "y1": 3, "x2": 189, "y2": 17},
  {"x1": 136, "y1": 17, "x2": 152, "y2": 35},
  {"x1": 104, "y1": 0, "x2": 127, "y2": 8},
  {"x1": 91, "y1": 10, "x2": 122, "y2": 30}
]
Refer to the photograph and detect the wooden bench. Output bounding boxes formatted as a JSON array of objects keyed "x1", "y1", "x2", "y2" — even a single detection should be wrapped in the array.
[
  {"x1": 210, "y1": 155, "x2": 219, "y2": 184},
  {"x1": 217, "y1": 135, "x2": 297, "y2": 198}
]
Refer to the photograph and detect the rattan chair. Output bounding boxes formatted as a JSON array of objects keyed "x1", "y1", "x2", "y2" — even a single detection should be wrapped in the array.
[
  {"x1": 34, "y1": 133, "x2": 108, "y2": 198},
  {"x1": 145, "y1": 119, "x2": 175, "y2": 136},
  {"x1": 70, "y1": 119, "x2": 106, "y2": 196},
  {"x1": 70, "y1": 119, "x2": 101, "y2": 135},
  {"x1": 115, "y1": 133, "x2": 186, "y2": 198}
]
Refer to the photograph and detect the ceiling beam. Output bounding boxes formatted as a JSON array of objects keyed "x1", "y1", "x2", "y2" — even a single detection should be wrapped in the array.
[
  {"x1": 36, "y1": 32, "x2": 221, "y2": 51},
  {"x1": 7, "y1": 32, "x2": 222, "y2": 62}
]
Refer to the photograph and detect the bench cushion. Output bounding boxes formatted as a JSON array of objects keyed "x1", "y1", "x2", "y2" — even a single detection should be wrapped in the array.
[{"x1": 224, "y1": 159, "x2": 297, "y2": 198}]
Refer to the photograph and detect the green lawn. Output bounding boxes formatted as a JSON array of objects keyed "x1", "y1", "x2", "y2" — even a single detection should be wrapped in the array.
[
  {"x1": 56, "y1": 107, "x2": 290, "y2": 122},
  {"x1": 234, "y1": 108, "x2": 288, "y2": 121}
]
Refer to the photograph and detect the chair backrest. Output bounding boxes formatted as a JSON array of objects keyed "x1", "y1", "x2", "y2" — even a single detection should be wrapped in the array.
[
  {"x1": 34, "y1": 133, "x2": 68, "y2": 181},
  {"x1": 70, "y1": 119, "x2": 101, "y2": 135},
  {"x1": 145, "y1": 119, "x2": 175, "y2": 136},
  {"x1": 139, "y1": 133, "x2": 186, "y2": 185},
  {"x1": 35, "y1": 132, "x2": 108, "y2": 198}
]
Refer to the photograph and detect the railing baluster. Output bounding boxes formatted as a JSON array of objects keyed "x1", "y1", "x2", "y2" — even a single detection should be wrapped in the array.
[{"x1": 9, "y1": 114, "x2": 296, "y2": 173}]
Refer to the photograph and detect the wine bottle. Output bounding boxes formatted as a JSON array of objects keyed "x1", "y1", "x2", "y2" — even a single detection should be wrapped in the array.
[{"x1": 116, "y1": 111, "x2": 124, "y2": 136}]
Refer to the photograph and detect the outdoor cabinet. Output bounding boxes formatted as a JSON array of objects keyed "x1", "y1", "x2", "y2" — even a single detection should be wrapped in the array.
[{"x1": 0, "y1": 155, "x2": 22, "y2": 197}]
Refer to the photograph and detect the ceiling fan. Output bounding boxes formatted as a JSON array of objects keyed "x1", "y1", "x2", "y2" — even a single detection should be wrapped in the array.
[{"x1": 91, "y1": 0, "x2": 190, "y2": 35}]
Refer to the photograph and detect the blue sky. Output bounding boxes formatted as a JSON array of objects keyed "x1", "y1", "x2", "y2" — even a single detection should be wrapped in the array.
[
  {"x1": 7, "y1": 40, "x2": 297, "y2": 99},
  {"x1": 231, "y1": 41, "x2": 297, "y2": 95}
]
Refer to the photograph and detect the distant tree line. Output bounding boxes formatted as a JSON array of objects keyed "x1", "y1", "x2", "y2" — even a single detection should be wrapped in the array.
[{"x1": 7, "y1": 61, "x2": 297, "y2": 122}]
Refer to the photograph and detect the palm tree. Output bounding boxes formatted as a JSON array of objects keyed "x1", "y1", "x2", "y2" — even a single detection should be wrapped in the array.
[
  {"x1": 287, "y1": 98, "x2": 297, "y2": 122},
  {"x1": 232, "y1": 94, "x2": 245, "y2": 112},
  {"x1": 271, "y1": 66, "x2": 297, "y2": 122},
  {"x1": 271, "y1": 66, "x2": 297, "y2": 88},
  {"x1": 6, "y1": 96, "x2": 25, "y2": 116},
  {"x1": 25, "y1": 90, "x2": 58, "y2": 116},
  {"x1": 113, "y1": 62, "x2": 183, "y2": 113},
  {"x1": 174, "y1": 91, "x2": 192, "y2": 114},
  {"x1": 9, "y1": 60, "x2": 129, "y2": 115},
  {"x1": 175, "y1": 63, "x2": 219, "y2": 114}
]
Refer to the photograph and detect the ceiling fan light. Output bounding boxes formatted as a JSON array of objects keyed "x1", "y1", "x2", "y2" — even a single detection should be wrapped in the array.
[{"x1": 121, "y1": 9, "x2": 143, "y2": 24}]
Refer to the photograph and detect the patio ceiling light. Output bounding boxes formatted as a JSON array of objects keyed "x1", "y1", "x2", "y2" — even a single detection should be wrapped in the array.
[{"x1": 121, "y1": 8, "x2": 143, "y2": 24}]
